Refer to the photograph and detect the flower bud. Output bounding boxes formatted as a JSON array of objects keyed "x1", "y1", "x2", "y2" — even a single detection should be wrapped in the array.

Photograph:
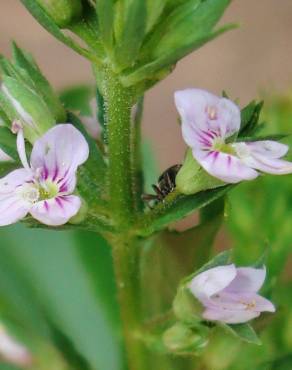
[
  {"x1": 0, "y1": 44, "x2": 66, "y2": 144},
  {"x1": 173, "y1": 286, "x2": 202, "y2": 324},
  {"x1": 176, "y1": 149, "x2": 224, "y2": 195},
  {"x1": 1, "y1": 77, "x2": 56, "y2": 143},
  {"x1": 163, "y1": 322, "x2": 208, "y2": 355},
  {"x1": 36, "y1": 0, "x2": 83, "y2": 28}
]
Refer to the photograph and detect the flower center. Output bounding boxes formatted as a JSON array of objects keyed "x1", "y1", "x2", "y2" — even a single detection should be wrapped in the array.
[
  {"x1": 212, "y1": 137, "x2": 236, "y2": 155},
  {"x1": 38, "y1": 180, "x2": 59, "y2": 200}
]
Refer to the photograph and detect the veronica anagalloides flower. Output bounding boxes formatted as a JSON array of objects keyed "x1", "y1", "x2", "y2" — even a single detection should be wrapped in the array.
[
  {"x1": 189, "y1": 264, "x2": 275, "y2": 324},
  {"x1": 175, "y1": 89, "x2": 292, "y2": 183},
  {"x1": 0, "y1": 124, "x2": 89, "y2": 226}
]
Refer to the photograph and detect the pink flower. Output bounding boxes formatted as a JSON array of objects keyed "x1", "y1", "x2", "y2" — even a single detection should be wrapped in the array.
[
  {"x1": 175, "y1": 89, "x2": 292, "y2": 183},
  {"x1": 0, "y1": 124, "x2": 89, "y2": 226},
  {"x1": 189, "y1": 264, "x2": 275, "y2": 324}
]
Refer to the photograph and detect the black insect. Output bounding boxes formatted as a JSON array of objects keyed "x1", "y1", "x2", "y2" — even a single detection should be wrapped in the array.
[{"x1": 143, "y1": 164, "x2": 182, "y2": 205}]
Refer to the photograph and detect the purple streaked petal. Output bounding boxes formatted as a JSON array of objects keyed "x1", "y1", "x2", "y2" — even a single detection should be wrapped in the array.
[
  {"x1": 193, "y1": 149, "x2": 259, "y2": 183},
  {"x1": 189, "y1": 265, "x2": 237, "y2": 300},
  {"x1": 30, "y1": 124, "x2": 89, "y2": 182},
  {"x1": 30, "y1": 195, "x2": 81, "y2": 226},
  {"x1": 225, "y1": 267, "x2": 266, "y2": 294},
  {"x1": 175, "y1": 89, "x2": 240, "y2": 143},
  {"x1": 0, "y1": 169, "x2": 33, "y2": 194}
]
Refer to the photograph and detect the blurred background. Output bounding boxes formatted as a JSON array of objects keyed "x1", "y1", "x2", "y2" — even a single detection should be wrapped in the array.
[{"x1": 0, "y1": 1, "x2": 292, "y2": 370}]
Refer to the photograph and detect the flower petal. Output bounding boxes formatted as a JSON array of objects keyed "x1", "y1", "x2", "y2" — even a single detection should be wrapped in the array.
[
  {"x1": 193, "y1": 149, "x2": 259, "y2": 183},
  {"x1": 202, "y1": 307, "x2": 260, "y2": 324},
  {"x1": 175, "y1": 89, "x2": 240, "y2": 141},
  {"x1": 243, "y1": 154, "x2": 292, "y2": 175},
  {"x1": 247, "y1": 141, "x2": 289, "y2": 159},
  {"x1": 30, "y1": 195, "x2": 81, "y2": 226},
  {"x1": 0, "y1": 169, "x2": 35, "y2": 226},
  {"x1": 224, "y1": 267, "x2": 266, "y2": 293},
  {"x1": 0, "y1": 194, "x2": 30, "y2": 226},
  {"x1": 189, "y1": 264, "x2": 237, "y2": 300},
  {"x1": 30, "y1": 124, "x2": 89, "y2": 181},
  {"x1": 0, "y1": 168, "x2": 33, "y2": 193}
]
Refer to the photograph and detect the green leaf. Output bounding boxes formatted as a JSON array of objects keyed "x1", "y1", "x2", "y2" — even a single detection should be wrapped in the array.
[
  {"x1": 0, "y1": 162, "x2": 20, "y2": 177},
  {"x1": 239, "y1": 101, "x2": 264, "y2": 137},
  {"x1": 122, "y1": 23, "x2": 235, "y2": 86},
  {"x1": 257, "y1": 354, "x2": 292, "y2": 370},
  {"x1": 114, "y1": 0, "x2": 147, "y2": 69},
  {"x1": 0, "y1": 225, "x2": 122, "y2": 370},
  {"x1": 20, "y1": 0, "x2": 93, "y2": 61},
  {"x1": 34, "y1": 0, "x2": 83, "y2": 28},
  {"x1": 0, "y1": 127, "x2": 19, "y2": 161},
  {"x1": 2, "y1": 75, "x2": 56, "y2": 139},
  {"x1": 138, "y1": 185, "x2": 233, "y2": 236},
  {"x1": 12, "y1": 42, "x2": 66, "y2": 122},
  {"x1": 221, "y1": 323, "x2": 262, "y2": 345},
  {"x1": 73, "y1": 231, "x2": 120, "y2": 329},
  {"x1": 59, "y1": 85, "x2": 94, "y2": 116},
  {"x1": 68, "y1": 113, "x2": 106, "y2": 202},
  {"x1": 0, "y1": 107, "x2": 10, "y2": 127},
  {"x1": 146, "y1": 0, "x2": 167, "y2": 32},
  {"x1": 96, "y1": 0, "x2": 115, "y2": 51},
  {"x1": 235, "y1": 133, "x2": 288, "y2": 142}
]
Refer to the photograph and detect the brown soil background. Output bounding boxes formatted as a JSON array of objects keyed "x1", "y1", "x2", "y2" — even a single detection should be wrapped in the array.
[{"x1": 1, "y1": 0, "x2": 292, "y2": 170}]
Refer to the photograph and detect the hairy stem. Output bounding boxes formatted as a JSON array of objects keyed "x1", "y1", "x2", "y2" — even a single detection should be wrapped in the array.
[
  {"x1": 101, "y1": 67, "x2": 136, "y2": 228},
  {"x1": 111, "y1": 236, "x2": 147, "y2": 370},
  {"x1": 95, "y1": 67, "x2": 147, "y2": 370}
]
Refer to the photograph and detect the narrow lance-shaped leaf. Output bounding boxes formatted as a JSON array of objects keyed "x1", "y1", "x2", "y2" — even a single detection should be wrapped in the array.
[
  {"x1": 122, "y1": 24, "x2": 235, "y2": 87},
  {"x1": 96, "y1": 0, "x2": 115, "y2": 52},
  {"x1": 152, "y1": 0, "x2": 231, "y2": 57},
  {"x1": 220, "y1": 323, "x2": 262, "y2": 345},
  {"x1": 114, "y1": 0, "x2": 147, "y2": 69},
  {"x1": 138, "y1": 185, "x2": 233, "y2": 236},
  {"x1": 12, "y1": 42, "x2": 66, "y2": 122},
  {"x1": 0, "y1": 224, "x2": 123, "y2": 370},
  {"x1": 0, "y1": 127, "x2": 20, "y2": 162},
  {"x1": 146, "y1": 0, "x2": 167, "y2": 33}
]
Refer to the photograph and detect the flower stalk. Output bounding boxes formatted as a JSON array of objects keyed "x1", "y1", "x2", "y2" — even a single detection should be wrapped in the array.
[{"x1": 100, "y1": 67, "x2": 136, "y2": 228}]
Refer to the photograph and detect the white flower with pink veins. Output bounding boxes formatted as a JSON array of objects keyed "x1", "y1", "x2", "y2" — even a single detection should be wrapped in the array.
[
  {"x1": 175, "y1": 89, "x2": 292, "y2": 183},
  {"x1": 0, "y1": 124, "x2": 89, "y2": 226},
  {"x1": 189, "y1": 264, "x2": 275, "y2": 324}
]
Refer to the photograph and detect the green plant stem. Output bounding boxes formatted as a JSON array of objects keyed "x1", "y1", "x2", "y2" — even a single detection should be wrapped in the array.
[
  {"x1": 95, "y1": 67, "x2": 147, "y2": 370},
  {"x1": 101, "y1": 67, "x2": 136, "y2": 228},
  {"x1": 111, "y1": 236, "x2": 147, "y2": 370}
]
